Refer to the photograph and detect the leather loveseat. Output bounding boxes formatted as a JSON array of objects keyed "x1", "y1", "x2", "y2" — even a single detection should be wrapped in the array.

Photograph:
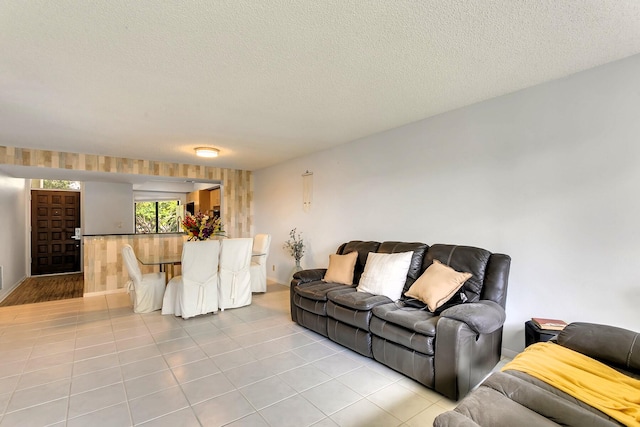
[
  {"x1": 290, "y1": 240, "x2": 511, "y2": 400},
  {"x1": 434, "y1": 322, "x2": 640, "y2": 427}
]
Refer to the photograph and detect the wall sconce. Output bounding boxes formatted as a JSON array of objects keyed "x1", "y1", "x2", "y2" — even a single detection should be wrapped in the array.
[
  {"x1": 302, "y1": 170, "x2": 313, "y2": 212},
  {"x1": 195, "y1": 147, "x2": 220, "y2": 158}
]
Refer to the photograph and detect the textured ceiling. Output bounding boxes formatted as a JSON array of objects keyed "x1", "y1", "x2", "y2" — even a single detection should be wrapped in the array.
[{"x1": 2, "y1": 1, "x2": 640, "y2": 171}]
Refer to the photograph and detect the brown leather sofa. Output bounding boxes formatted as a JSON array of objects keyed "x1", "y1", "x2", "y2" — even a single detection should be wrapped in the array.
[
  {"x1": 434, "y1": 322, "x2": 640, "y2": 427},
  {"x1": 290, "y1": 240, "x2": 511, "y2": 400}
]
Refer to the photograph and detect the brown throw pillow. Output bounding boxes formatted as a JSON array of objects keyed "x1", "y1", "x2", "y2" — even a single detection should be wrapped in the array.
[
  {"x1": 405, "y1": 260, "x2": 473, "y2": 312},
  {"x1": 323, "y1": 251, "x2": 358, "y2": 285}
]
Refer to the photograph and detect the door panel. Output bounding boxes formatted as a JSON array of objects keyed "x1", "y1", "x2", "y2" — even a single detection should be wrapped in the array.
[{"x1": 31, "y1": 190, "x2": 81, "y2": 275}]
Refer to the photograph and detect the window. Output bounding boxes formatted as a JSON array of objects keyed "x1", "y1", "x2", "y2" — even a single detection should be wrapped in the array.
[
  {"x1": 32, "y1": 179, "x2": 81, "y2": 190},
  {"x1": 135, "y1": 200, "x2": 180, "y2": 233}
]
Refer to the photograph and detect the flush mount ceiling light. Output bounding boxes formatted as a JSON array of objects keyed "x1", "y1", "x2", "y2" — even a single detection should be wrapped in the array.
[{"x1": 194, "y1": 147, "x2": 220, "y2": 158}]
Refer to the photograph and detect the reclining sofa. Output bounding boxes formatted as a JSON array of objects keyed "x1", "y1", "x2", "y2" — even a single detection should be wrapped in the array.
[
  {"x1": 290, "y1": 240, "x2": 511, "y2": 400},
  {"x1": 434, "y1": 322, "x2": 640, "y2": 426}
]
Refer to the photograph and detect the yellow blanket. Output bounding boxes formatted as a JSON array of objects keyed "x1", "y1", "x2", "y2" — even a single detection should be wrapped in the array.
[{"x1": 502, "y1": 342, "x2": 640, "y2": 427}]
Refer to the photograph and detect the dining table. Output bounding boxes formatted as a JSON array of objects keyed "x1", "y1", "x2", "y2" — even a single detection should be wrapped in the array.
[
  {"x1": 136, "y1": 252, "x2": 182, "y2": 284},
  {"x1": 136, "y1": 247, "x2": 267, "y2": 285}
]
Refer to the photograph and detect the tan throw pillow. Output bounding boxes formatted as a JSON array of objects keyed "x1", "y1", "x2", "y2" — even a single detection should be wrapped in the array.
[
  {"x1": 405, "y1": 260, "x2": 473, "y2": 312},
  {"x1": 323, "y1": 251, "x2": 358, "y2": 285}
]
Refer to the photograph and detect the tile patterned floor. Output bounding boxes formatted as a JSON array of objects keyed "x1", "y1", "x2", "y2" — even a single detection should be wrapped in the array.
[{"x1": 0, "y1": 282, "x2": 456, "y2": 426}]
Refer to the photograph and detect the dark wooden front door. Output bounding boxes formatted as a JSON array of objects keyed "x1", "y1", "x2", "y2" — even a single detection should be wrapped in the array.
[{"x1": 31, "y1": 190, "x2": 81, "y2": 275}]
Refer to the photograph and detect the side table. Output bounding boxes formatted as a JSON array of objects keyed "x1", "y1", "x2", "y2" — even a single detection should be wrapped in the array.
[{"x1": 524, "y1": 320, "x2": 561, "y2": 347}]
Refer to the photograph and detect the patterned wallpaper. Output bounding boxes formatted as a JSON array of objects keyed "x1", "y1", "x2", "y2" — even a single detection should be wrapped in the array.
[{"x1": 0, "y1": 145, "x2": 253, "y2": 237}]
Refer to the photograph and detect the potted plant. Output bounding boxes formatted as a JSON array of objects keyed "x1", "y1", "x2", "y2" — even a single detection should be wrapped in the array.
[{"x1": 283, "y1": 228, "x2": 305, "y2": 283}]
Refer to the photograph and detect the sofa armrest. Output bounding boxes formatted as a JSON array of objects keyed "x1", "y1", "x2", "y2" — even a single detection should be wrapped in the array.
[
  {"x1": 289, "y1": 268, "x2": 327, "y2": 322},
  {"x1": 434, "y1": 303, "x2": 505, "y2": 400},
  {"x1": 440, "y1": 301, "x2": 506, "y2": 334},
  {"x1": 434, "y1": 411, "x2": 482, "y2": 427},
  {"x1": 292, "y1": 268, "x2": 327, "y2": 285}
]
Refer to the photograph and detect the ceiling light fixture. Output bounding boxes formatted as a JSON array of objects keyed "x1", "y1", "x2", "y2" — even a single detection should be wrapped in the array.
[{"x1": 195, "y1": 147, "x2": 220, "y2": 158}]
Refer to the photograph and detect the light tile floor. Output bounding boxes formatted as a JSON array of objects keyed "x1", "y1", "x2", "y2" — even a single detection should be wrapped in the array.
[{"x1": 0, "y1": 282, "x2": 457, "y2": 426}]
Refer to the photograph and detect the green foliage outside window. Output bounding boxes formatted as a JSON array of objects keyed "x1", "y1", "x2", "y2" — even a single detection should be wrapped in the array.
[
  {"x1": 158, "y1": 201, "x2": 179, "y2": 232},
  {"x1": 41, "y1": 180, "x2": 81, "y2": 190},
  {"x1": 135, "y1": 202, "x2": 157, "y2": 233},
  {"x1": 135, "y1": 201, "x2": 179, "y2": 233}
]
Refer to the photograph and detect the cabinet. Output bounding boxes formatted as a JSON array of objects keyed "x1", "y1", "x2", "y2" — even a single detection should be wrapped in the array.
[
  {"x1": 185, "y1": 191, "x2": 196, "y2": 204},
  {"x1": 210, "y1": 188, "x2": 221, "y2": 208},
  {"x1": 186, "y1": 188, "x2": 221, "y2": 216},
  {"x1": 524, "y1": 321, "x2": 561, "y2": 347},
  {"x1": 186, "y1": 190, "x2": 210, "y2": 215}
]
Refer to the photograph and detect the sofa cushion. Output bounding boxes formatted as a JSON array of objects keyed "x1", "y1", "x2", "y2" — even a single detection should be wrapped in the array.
[
  {"x1": 378, "y1": 242, "x2": 428, "y2": 277},
  {"x1": 504, "y1": 370, "x2": 634, "y2": 424},
  {"x1": 327, "y1": 318, "x2": 374, "y2": 357},
  {"x1": 294, "y1": 306, "x2": 329, "y2": 336},
  {"x1": 338, "y1": 241, "x2": 381, "y2": 285},
  {"x1": 293, "y1": 293, "x2": 326, "y2": 316},
  {"x1": 327, "y1": 300, "x2": 373, "y2": 330},
  {"x1": 370, "y1": 317, "x2": 436, "y2": 355},
  {"x1": 326, "y1": 291, "x2": 390, "y2": 329},
  {"x1": 434, "y1": 379, "x2": 563, "y2": 427},
  {"x1": 328, "y1": 288, "x2": 392, "y2": 311},
  {"x1": 357, "y1": 251, "x2": 414, "y2": 301},
  {"x1": 378, "y1": 241, "x2": 429, "y2": 292},
  {"x1": 372, "y1": 336, "x2": 435, "y2": 386},
  {"x1": 295, "y1": 281, "x2": 353, "y2": 302},
  {"x1": 323, "y1": 251, "x2": 358, "y2": 285},
  {"x1": 372, "y1": 302, "x2": 439, "y2": 337},
  {"x1": 405, "y1": 260, "x2": 472, "y2": 312}
]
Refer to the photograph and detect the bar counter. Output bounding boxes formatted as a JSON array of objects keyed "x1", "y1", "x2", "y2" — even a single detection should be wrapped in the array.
[{"x1": 83, "y1": 233, "x2": 188, "y2": 295}]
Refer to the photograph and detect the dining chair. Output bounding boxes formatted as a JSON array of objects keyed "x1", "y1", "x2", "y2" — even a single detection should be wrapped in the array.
[
  {"x1": 162, "y1": 239, "x2": 220, "y2": 319},
  {"x1": 250, "y1": 234, "x2": 271, "y2": 293},
  {"x1": 218, "y1": 238, "x2": 253, "y2": 310},
  {"x1": 122, "y1": 244, "x2": 166, "y2": 313}
]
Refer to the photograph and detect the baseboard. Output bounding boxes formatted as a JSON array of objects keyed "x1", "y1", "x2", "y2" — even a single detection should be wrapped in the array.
[
  {"x1": 83, "y1": 288, "x2": 128, "y2": 297},
  {"x1": 268, "y1": 279, "x2": 289, "y2": 287},
  {"x1": 0, "y1": 275, "x2": 27, "y2": 304},
  {"x1": 501, "y1": 347, "x2": 519, "y2": 359}
]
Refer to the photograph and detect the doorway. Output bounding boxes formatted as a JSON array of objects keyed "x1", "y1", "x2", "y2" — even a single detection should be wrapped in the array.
[{"x1": 30, "y1": 190, "x2": 81, "y2": 275}]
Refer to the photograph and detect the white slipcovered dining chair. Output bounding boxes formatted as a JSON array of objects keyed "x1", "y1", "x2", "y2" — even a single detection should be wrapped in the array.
[
  {"x1": 250, "y1": 234, "x2": 271, "y2": 293},
  {"x1": 122, "y1": 244, "x2": 166, "y2": 313},
  {"x1": 218, "y1": 238, "x2": 253, "y2": 310},
  {"x1": 162, "y1": 239, "x2": 220, "y2": 319}
]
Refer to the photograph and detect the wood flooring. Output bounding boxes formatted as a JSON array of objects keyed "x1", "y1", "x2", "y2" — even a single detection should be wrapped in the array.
[{"x1": 0, "y1": 273, "x2": 84, "y2": 307}]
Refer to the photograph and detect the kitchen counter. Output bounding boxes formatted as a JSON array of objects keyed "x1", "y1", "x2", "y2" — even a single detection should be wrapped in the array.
[{"x1": 83, "y1": 232, "x2": 186, "y2": 237}]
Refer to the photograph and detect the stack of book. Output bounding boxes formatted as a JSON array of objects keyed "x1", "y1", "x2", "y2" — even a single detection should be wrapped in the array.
[{"x1": 531, "y1": 317, "x2": 568, "y2": 331}]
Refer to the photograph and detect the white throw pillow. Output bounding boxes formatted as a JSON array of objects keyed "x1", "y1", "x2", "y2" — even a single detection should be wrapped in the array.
[{"x1": 356, "y1": 251, "x2": 414, "y2": 300}]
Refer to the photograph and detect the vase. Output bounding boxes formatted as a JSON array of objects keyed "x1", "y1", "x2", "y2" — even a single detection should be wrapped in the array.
[{"x1": 288, "y1": 260, "x2": 303, "y2": 286}]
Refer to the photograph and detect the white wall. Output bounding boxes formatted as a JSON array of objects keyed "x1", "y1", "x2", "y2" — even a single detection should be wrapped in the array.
[
  {"x1": 83, "y1": 181, "x2": 134, "y2": 234},
  {"x1": 0, "y1": 174, "x2": 27, "y2": 300},
  {"x1": 254, "y1": 54, "x2": 640, "y2": 355}
]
